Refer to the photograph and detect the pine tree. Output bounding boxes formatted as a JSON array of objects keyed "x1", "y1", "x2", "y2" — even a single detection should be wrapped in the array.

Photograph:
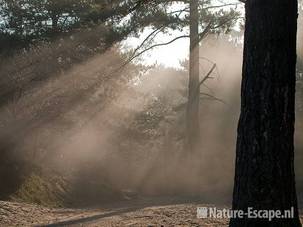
[{"x1": 230, "y1": 1, "x2": 301, "y2": 226}]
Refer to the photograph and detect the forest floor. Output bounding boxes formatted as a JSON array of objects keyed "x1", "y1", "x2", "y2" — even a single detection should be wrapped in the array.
[{"x1": 0, "y1": 197, "x2": 302, "y2": 227}]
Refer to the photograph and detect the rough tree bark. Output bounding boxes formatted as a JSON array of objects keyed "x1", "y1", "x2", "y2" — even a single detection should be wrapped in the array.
[
  {"x1": 186, "y1": 0, "x2": 200, "y2": 153},
  {"x1": 230, "y1": 0, "x2": 301, "y2": 226}
]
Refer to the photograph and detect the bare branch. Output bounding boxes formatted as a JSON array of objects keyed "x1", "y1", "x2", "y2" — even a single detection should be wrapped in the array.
[
  {"x1": 197, "y1": 63, "x2": 217, "y2": 91},
  {"x1": 167, "y1": 7, "x2": 190, "y2": 15},
  {"x1": 200, "y1": 92, "x2": 227, "y2": 104},
  {"x1": 200, "y1": 56, "x2": 221, "y2": 78},
  {"x1": 130, "y1": 35, "x2": 189, "y2": 61},
  {"x1": 129, "y1": 26, "x2": 165, "y2": 60},
  {"x1": 112, "y1": 35, "x2": 189, "y2": 74},
  {"x1": 203, "y1": 3, "x2": 240, "y2": 10},
  {"x1": 200, "y1": 56, "x2": 216, "y2": 65}
]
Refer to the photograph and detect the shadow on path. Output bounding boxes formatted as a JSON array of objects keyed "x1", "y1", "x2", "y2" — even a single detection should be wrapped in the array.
[
  {"x1": 40, "y1": 207, "x2": 140, "y2": 227},
  {"x1": 39, "y1": 196, "x2": 227, "y2": 226}
]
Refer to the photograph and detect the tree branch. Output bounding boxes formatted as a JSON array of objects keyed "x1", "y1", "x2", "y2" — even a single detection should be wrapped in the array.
[
  {"x1": 200, "y1": 92, "x2": 226, "y2": 104},
  {"x1": 203, "y1": 3, "x2": 240, "y2": 10},
  {"x1": 197, "y1": 63, "x2": 217, "y2": 92},
  {"x1": 129, "y1": 26, "x2": 165, "y2": 60},
  {"x1": 130, "y1": 35, "x2": 189, "y2": 61}
]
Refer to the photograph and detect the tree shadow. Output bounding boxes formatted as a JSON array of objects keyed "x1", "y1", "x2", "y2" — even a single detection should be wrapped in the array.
[
  {"x1": 40, "y1": 207, "x2": 141, "y2": 227},
  {"x1": 40, "y1": 196, "x2": 218, "y2": 226}
]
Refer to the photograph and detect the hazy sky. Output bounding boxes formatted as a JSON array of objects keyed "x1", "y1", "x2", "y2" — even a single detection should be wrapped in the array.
[
  {"x1": 122, "y1": 0, "x2": 243, "y2": 68},
  {"x1": 124, "y1": 29, "x2": 188, "y2": 68}
]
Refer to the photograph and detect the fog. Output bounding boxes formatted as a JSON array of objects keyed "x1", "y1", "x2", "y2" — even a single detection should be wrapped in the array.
[{"x1": 0, "y1": 29, "x2": 302, "y2": 206}]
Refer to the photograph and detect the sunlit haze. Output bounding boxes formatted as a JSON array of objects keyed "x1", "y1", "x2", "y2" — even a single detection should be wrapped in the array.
[{"x1": 122, "y1": 0, "x2": 243, "y2": 68}]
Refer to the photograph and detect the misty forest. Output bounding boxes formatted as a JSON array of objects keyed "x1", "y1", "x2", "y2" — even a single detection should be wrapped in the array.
[{"x1": 0, "y1": 0, "x2": 303, "y2": 226}]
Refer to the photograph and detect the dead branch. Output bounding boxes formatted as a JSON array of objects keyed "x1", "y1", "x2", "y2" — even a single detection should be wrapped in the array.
[
  {"x1": 197, "y1": 63, "x2": 217, "y2": 91},
  {"x1": 200, "y1": 92, "x2": 226, "y2": 104}
]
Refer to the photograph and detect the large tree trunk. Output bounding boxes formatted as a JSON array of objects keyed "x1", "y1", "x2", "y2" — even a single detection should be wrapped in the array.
[
  {"x1": 230, "y1": 1, "x2": 301, "y2": 226},
  {"x1": 186, "y1": 0, "x2": 200, "y2": 153}
]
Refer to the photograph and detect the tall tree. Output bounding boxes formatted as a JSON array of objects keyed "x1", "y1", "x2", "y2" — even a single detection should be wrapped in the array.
[
  {"x1": 0, "y1": 0, "x2": 239, "y2": 153},
  {"x1": 187, "y1": 0, "x2": 200, "y2": 152},
  {"x1": 230, "y1": 0, "x2": 301, "y2": 226},
  {"x1": 125, "y1": 0, "x2": 239, "y2": 152}
]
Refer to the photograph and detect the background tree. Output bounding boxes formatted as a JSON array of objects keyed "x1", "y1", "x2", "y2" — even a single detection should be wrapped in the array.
[
  {"x1": 0, "y1": 0, "x2": 240, "y2": 153},
  {"x1": 0, "y1": 0, "x2": 127, "y2": 53},
  {"x1": 123, "y1": 0, "x2": 240, "y2": 152},
  {"x1": 187, "y1": 0, "x2": 200, "y2": 152}
]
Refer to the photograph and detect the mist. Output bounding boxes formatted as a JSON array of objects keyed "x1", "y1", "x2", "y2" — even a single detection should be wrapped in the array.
[
  {"x1": 0, "y1": 33, "x2": 243, "y2": 203},
  {"x1": 1, "y1": 25, "x2": 303, "y2": 210},
  {"x1": 1, "y1": 1, "x2": 303, "y2": 226}
]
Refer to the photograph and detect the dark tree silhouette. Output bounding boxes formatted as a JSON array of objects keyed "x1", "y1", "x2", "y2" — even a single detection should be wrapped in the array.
[{"x1": 230, "y1": 0, "x2": 301, "y2": 226}]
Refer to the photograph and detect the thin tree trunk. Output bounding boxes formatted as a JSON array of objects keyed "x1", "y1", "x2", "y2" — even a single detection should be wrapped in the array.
[
  {"x1": 230, "y1": 1, "x2": 301, "y2": 226},
  {"x1": 186, "y1": 0, "x2": 200, "y2": 153}
]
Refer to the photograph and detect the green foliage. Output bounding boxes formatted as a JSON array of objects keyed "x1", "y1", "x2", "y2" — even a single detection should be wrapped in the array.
[
  {"x1": 11, "y1": 172, "x2": 67, "y2": 207},
  {"x1": 119, "y1": 67, "x2": 188, "y2": 145},
  {"x1": 11, "y1": 169, "x2": 122, "y2": 207},
  {"x1": 0, "y1": 0, "x2": 241, "y2": 54},
  {"x1": 0, "y1": 0, "x2": 99, "y2": 34},
  {"x1": 0, "y1": 0, "x2": 120, "y2": 52}
]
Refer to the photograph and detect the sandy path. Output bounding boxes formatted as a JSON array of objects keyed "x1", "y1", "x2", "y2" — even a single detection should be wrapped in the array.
[{"x1": 1, "y1": 198, "x2": 302, "y2": 227}]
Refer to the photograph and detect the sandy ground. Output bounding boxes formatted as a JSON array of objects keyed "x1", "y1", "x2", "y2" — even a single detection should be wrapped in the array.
[{"x1": 0, "y1": 198, "x2": 302, "y2": 227}]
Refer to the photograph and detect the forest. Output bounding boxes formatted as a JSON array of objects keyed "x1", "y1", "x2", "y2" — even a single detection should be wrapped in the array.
[{"x1": 0, "y1": 0, "x2": 302, "y2": 226}]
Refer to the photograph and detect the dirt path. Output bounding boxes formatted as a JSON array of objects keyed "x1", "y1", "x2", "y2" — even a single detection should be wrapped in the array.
[{"x1": 0, "y1": 198, "x2": 302, "y2": 227}]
